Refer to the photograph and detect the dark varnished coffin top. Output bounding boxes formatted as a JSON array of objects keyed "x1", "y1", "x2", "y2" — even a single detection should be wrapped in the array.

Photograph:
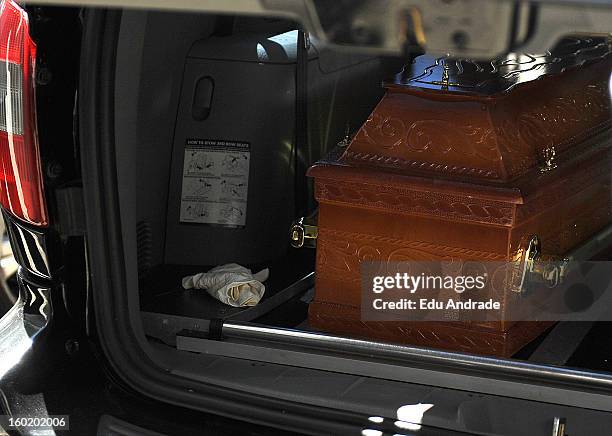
[{"x1": 392, "y1": 36, "x2": 611, "y2": 97}]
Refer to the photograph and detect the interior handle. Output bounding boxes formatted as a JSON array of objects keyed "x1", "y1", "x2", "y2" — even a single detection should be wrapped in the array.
[{"x1": 192, "y1": 76, "x2": 214, "y2": 121}]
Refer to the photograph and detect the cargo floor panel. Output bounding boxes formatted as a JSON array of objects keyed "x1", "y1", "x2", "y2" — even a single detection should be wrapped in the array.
[{"x1": 140, "y1": 249, "x2": 315, "y2": 321}]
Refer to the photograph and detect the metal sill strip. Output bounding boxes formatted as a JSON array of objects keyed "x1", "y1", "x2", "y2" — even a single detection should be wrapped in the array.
[
  {"x1": 193, "y1": 321, "x2": 612, "y2": 388},
  {"x1": 176, "y1": 321, "x2": 612, "y2": 411}
]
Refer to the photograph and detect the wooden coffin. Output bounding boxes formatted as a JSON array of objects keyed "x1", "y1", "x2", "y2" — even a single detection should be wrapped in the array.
[{"x1": 307, "y1": 36, "x2": 612, "y2": 357}]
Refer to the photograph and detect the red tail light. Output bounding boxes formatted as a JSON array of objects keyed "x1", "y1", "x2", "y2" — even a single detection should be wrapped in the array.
[{"x1": 0, "y1": 0, "x2": 47, "y2": 226}]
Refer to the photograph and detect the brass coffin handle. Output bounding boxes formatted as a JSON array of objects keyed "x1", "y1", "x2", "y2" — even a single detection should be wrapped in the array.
[
  {"x1": 511, "y1": 224, "x2": 612, "y2": 294},
  {"x1": 290, "y1": 212, "x2": 318, "y2": 249},
  {"x1": 511, "y1": 235, "x2": 569, "y2": 294}
]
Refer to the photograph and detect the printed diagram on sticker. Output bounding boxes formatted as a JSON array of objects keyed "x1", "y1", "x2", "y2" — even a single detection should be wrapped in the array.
[
  {"x1": 221, "y1": 180, "x2": 247, "y2": 199},
  {"x1": 184, "y1": 203, "x2": 209, "y2": 219},
  {"x1": 180, "y1": 139, "x2": 250, "y2": 227},
  {"x1": 221, "y1": 205, "x2": 244, "y2": 221},
  {"x1": 186, "y1": 152, "x2": 214, "y2": 174},
  {"x1": 184, "y1": 178, "x2": 213, "y2": 197},
  {"x1": 222, "y1": 153, "x2": 248, "y2": 172}
]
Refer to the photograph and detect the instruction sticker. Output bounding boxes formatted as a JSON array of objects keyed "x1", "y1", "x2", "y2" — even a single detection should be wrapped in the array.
[{"x1": 180, "y1": 139, "x2": 250, "y2": 227}]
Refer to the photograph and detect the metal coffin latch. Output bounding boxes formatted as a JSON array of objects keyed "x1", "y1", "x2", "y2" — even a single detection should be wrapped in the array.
[
  {"x1": 511, "y1": 224, "x2": 612, "y2": 294},
  {"x1": 290, "y1": 212, "x2": 318, "y2": 249}
]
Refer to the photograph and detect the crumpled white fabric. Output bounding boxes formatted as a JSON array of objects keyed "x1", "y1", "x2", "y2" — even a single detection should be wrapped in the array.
[{"x1": 181, "y1": 263, "x2": 269, "y2": 307}]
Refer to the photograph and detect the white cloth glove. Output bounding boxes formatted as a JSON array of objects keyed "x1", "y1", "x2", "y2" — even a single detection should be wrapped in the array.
[{"x1": 181, "y1": 263, "x2": 269, "y2": 307}]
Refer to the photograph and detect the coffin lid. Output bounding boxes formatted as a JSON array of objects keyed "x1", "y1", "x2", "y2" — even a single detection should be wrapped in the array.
[
  {"x1": 335, "y1": 36, "x2": 611, "y2": 184},
  {"x1": 391, "y1": 36, "x2": 611, "y2": 96}
]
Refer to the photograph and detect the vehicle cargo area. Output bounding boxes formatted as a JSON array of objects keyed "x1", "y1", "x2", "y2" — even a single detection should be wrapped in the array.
[
  {"x1": 112, "y1": 9, "x2": 612, "y2": 387},
  {"x1": 121, "y1": 11, "x2": 400, "y2": 342}
]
